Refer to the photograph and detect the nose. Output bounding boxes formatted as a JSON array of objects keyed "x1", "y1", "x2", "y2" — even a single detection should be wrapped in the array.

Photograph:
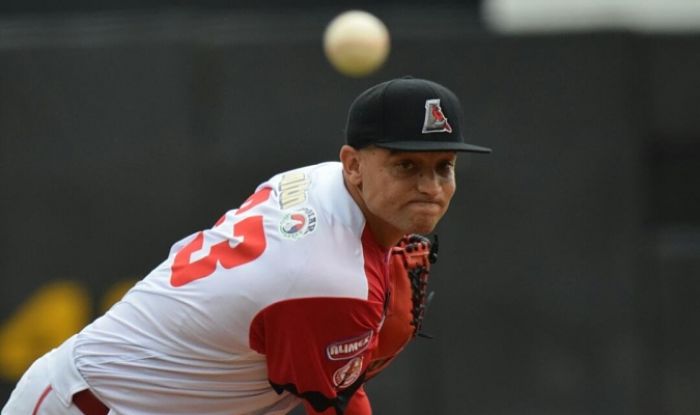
[{"x1": 416, "y1": 170, "x2": 441, "y2": 197}]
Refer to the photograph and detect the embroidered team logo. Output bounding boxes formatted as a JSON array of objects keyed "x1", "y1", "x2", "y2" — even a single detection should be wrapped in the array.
[
  {"x1": 279, "y1": 207, "x2": 317, "y2": 240},
  {"x1": 422, "y1": 98, "x2": 453, "y2": 134},
  {"x1": 332, "y1": 356, "x2": 364, "y2": 389},
  {"x1": 326, "y1": 331, "x2": 373, "y2": 361}
]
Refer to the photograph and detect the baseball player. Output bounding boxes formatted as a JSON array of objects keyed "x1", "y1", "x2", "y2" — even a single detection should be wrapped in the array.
[{"x1": 2, "y1": 77, "x2": 490, "y2": 415}]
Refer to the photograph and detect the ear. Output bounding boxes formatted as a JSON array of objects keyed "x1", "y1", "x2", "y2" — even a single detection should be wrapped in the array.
[{"x1": 339, "y1": 145, "x2": 363, "y2": 186}]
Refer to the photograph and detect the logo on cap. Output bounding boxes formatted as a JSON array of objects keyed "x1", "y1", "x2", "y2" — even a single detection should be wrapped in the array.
[{"x1": 422, "y1": 99, "x2": 452, "y2": 134}]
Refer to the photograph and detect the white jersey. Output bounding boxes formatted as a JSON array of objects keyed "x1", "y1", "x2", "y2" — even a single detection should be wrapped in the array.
[{"x1": 71, "y1": 161, "x2": 390, "y2": 415}]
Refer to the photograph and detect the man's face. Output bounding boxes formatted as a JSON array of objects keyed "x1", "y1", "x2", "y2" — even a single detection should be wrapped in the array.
[{"x1": 345, "y1": 146, "x2": 457, "y2": 240}]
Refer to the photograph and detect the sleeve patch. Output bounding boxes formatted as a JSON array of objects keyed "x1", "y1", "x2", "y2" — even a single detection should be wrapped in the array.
[
  {"x1": 326, "y1": 330, "x2": 373, "y2": 361},
  {"x1": 332, "y1": 356, "x2": 364, "y2": 389}
]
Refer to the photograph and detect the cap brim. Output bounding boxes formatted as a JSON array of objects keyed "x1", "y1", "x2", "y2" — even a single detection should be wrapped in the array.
[{"x1": 375, "y1": 140, "x2": 492, "y2": 153}]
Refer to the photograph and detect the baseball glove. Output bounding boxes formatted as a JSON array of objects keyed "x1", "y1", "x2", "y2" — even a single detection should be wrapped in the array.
[{"x1": 365, "y1": 234, "x2": 437, "y2": 379}]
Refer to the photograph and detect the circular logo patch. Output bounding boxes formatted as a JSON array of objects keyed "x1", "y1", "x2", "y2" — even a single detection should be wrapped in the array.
[
  {"x1": 332, "y1": 356, "x2": 363, "y2": 389},
  {"x1": 279, "y1": 207, "x2": 317, "y2": 240}
]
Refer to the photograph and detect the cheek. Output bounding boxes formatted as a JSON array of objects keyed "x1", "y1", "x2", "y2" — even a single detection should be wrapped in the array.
[
  {"x1": 365, "y1": 180, "x2": 391, "y2": 205},
  {"x1": 363, "y1": 178, "x2": 403, "y2": 212},
  {"x1": 445, "y1": 181, "x2": 456, "y2": 201}
]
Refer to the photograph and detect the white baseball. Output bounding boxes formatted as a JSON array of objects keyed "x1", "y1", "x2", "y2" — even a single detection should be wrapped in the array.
[{"x1": 323, "y1": 10, "x2": 391, "y2": 77}]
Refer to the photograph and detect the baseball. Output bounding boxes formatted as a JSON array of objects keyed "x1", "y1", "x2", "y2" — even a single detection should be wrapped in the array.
[{"x1": 323, "y1": 10, "x2": 390, "y2": 77}]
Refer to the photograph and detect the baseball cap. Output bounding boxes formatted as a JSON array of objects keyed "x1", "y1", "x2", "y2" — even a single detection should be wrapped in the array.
[{"x1": 345, "y1": 77, "x2": 492, "y2": 153}]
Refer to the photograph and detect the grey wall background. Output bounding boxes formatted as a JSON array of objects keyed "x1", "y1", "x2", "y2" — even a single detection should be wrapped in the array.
[{"x1": 1, "y1": 4, "x2": 699, "y2": 415}]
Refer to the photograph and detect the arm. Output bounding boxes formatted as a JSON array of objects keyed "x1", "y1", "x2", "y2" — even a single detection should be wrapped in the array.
[
  {"x1": 365, "y1": 234, "x2": 436, "y2": 379},
  {"x1": 303, "y1": 235, "x2": 435, "y2": 414},
  {"x1": 249, "y1": 297, "x2": 382, "y2": 415}
]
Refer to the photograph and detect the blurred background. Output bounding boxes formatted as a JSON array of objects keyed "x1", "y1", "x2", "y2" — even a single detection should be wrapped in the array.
[{"x1": 1, "y1": 0, "x2": 699, "y2": 414}]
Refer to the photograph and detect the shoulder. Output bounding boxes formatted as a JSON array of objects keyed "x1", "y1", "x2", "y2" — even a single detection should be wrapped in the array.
[
  {"x1": 261, "y1": 162, "x2": 362, "y2": 230},
  {"x1": 191, "y1": 162, "x2": 380, "y2": 303},
  {"x1": 256, "y1": 162, "x2": 366, "y2": 257},
  {"x1": 228, "y1": 162, "x2": 370, "y2": 300}
]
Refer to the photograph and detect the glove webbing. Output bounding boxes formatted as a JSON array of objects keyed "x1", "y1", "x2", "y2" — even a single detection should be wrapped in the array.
[
  {"x1": 408, "y1": 265, "x2": 431, "y2": 338},
  {"x1": 402, "y1": 234, "x2": 438, "y2": 339}
]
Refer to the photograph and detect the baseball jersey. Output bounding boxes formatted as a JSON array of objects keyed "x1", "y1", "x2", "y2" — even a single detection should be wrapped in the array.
[{"x1": 72, "y1": 161, "x2": 389, "y2": 415}]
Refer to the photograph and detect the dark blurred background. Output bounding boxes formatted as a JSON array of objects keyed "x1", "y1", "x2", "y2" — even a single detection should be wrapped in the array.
[{"x1": 1, "y1": 0, "x2": 699, "y2": 414}]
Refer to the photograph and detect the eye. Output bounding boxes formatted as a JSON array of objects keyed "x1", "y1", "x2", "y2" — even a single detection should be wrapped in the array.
[
  {"x1": 390, "y1": 159, "x2": 418, "y2": 177},
  {"x1": 437, "y1": 160, "x2": 455, "y2": 176},
  {"x1": 398, "y1": 160, "x2": 415, "y2": 171}
]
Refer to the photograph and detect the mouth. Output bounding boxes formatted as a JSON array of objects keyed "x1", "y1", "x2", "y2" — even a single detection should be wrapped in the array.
[{"x1": 407, "y1": 200, "x2": 444, "y2": 211}]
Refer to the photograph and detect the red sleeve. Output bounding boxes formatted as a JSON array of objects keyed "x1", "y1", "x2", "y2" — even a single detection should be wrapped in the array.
[{"x1": 249, "y1": 297, "x2": 382, "y2": 415}]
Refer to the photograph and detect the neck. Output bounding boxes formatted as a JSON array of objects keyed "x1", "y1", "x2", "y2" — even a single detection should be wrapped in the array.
[{"x1": 342, "y1": 175, "x2": 403, "y2": 248}]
